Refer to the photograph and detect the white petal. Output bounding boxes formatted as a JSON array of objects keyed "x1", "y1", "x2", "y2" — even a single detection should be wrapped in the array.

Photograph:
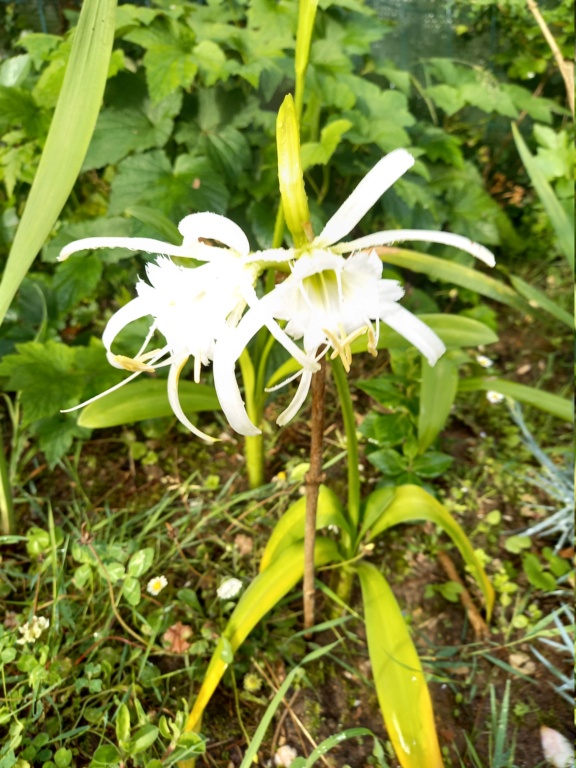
[
  {"x1": 59, "y1": 236, "x2": 190, "y2": 261},
  {"x1": 102, "y1": 297, "x2": 151, "y2": 356},
  {"x1": 381, "y1": 305, "x2": 446, "y2": 365},
  {"x1": 276, "y1": 369, "x2": 313, "y2": 426},
  {"x1": 212, "y1": 337, "x2": 262, "y2": 436},
  {"x1": 315, "y1": 149, "x2": 415, "y2": 247},
  {"x1": 60, "y1": 370, "x2": 143, "y2": 413},
  {"x1": 178, "y1": 212, "x2": 250, "y2": 256},
  {"x1": 334, "y1": 229, "x2": 496, "y2": 266},
  {"x1": 167, "y1": 355, "x2": 218, "y2": 442}
]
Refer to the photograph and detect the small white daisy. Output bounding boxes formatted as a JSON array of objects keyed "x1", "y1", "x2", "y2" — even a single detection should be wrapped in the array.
[
  {"x1": 476, "y1": 354, "x2": 494, "y2": 368},
  {"x1": 147, "y1": 575, "x2": 168, "y2": 596},
  {"x1": 217, "y1": 578, "x2": 243, "y2": 600},
  {"x1": 486, "y1": 391, "x2": 505, "y2": 404}
]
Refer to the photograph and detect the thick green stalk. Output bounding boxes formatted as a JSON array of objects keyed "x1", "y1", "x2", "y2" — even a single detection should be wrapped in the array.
[
  {"x1": 0, "y1": 424, "x2": 15, "y2": 535},
  {"x1": 239, "y1": 349, "x2": 264, "y2": 488},
  {"x1": 330, "y1": 359, "x2": 360, "y2": 532}
]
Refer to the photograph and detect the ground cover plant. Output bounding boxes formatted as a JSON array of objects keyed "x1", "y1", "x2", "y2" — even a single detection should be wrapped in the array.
[{"x1": 0, "y1": 0, "x2": 573, "y2": 765}]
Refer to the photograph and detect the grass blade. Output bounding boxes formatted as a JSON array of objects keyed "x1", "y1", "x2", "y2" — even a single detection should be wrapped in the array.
[{"x1": 458, "y1": 377, "x2": 573, "y2": 422}]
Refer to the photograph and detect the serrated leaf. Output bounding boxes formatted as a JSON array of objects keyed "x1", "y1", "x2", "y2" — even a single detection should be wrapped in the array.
[
  {"x1": 77, "y1": 378, "x2": 220, "y2": 428},
  {"x1": 109, "y1": 150, "x2": 229, "y2": 219},
  {"x1": 31, "y1": 414, "x2": 91, "y2": 468},
  {"x1": 82, "y1": 93, "x2": 180, "y2": 171},
  {"x1": 425, "y1": 84, "x2": 466, "y2": 116},
  {"x1": 300, "y1": 119, "x2": 352, "y2": 170},
  {"x1": 53, "y1": 254, "x2": 103, "y2": 314},
  {"x1": 357, "y1": 561, "x2": 444, "y2": 768}
]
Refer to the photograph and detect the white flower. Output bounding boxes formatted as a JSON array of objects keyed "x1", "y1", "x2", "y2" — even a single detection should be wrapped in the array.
[
  {"x1": 540, "y1": 726, "x2": 574, "y2": 768},
  {"x1": 214, "y1": 150, "x2": 496, "y2": 434},
  {"x1": 59, "y1": 213, "x2": 315, "y2": 441},
  {"x1": 17, "y1": 615, "x2": 49, "y2": 645},
  {"x1": 216, "y1": 578, "x2": 243, "y2": 599},
  {"x1": 274, "y1": 745, "x2": 298, "y2": 767},
  {"x1": 147, "y1": 575, "x2": 168, "y2": 595},
  {"x1": 476, "y1": 354, "x2": 494, "y2": 368},
  {"x1": 486, "y1": 390, "x2": 505, "y2": 404}
]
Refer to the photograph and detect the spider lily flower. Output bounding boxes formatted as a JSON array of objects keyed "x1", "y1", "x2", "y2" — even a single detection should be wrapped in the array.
[
  {"x1": 214, "y1": 149, "x2": 496, "y2": 435},
  {"x1": 59, "y1": 212, "x2": 317, "y2": 440}
]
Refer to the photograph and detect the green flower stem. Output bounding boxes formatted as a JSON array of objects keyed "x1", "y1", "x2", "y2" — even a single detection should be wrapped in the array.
[
  {"x1": 330, "y1": 359, "x2": 361, "y2": 533},
  {"x1": 239, "y1": 349, "x2": 265, "y2": 488},
  {"x1": 0, "y1": 423, "x2": 14, "y2": 535}
]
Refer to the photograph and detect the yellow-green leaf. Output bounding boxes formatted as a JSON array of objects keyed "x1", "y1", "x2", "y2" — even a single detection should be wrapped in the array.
[
  {"x1": 357, "y1": 561, "x2": 444, "y2": 768},
  {"x1": 0, "y1": 0, "x2": 117, "y2": 325},
  {"x1": 418, "y1": 354, "x2": 458, "y2": 453},
  {"x1": 259, "y1": 485, "x2": 350, "y2": 571},
  {"x1": 367, "y1": 484, "x2": 494, "y2": 620},
  {"x1": 183, "y1": 538, "x2": 340, "y2": 736}
]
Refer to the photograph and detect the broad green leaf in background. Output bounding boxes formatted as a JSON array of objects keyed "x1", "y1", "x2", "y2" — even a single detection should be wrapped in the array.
[
  {"x1": 418, "y1": 354, "x2": 458, "y2": 453},
  {"x1": 300, "y1": 119, "x2": 352, "y2": 170},
  {"x1": 0, "y1": 0, "x2": 118, "y2": 326},
  {"x1": 125, "y1": 206, "x2": 182, "y2": 245},
  {"x1": 458, "y1": 377, "x2": 573, "y2": 423},
  {"x1": 366, "y1": 484, "x2": 494, "y2": 619},
  {"x1": 512, "y1": 123, "x2": 574, "y2": 268},
  {"x1": 259, "y1": 485, "x2": 349, "y2": 570},
  {"x1": 183, "y1": 538, "x2": 341, "y2": 738},
  {"x1": 357, "y1": 561, "x2": 444, "y2": 768},
  {"x1": 77, "y1": 379, "x2": 220, "y2": 428}
]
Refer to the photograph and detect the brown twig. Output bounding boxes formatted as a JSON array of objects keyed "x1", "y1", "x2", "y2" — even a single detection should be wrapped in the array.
[
  {"x1": 526, "y1": 0, "x2": 574, "y2": 116},
  {"x1": 437, "y1": 551, "x2": 489, "y2": 639},
  {"x1": 304, "y1": 358, "x2": 327, "y2": 633}
]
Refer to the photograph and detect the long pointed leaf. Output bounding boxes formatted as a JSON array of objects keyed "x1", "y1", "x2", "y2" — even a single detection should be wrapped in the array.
[
  {"x1": 183, "y1": 538, "x2": 341, "y2": 736},
  {"x1": 366, "y1": 484, "x2": 494, "y2": 620},
  {"x1": 458, "y1": 377, "x2": 573, "y2": 422},
  {"x1": 418, "y1": 354, "x2": 458, "y2": 453},
  {"x1": 379, "y1": 249, "x2": 526, "y2": 310},
  {"x1": 259, "y1": 485, "x2": 351, "y2": 571},
  {"x1": 509, "y1": 273, "x2": 572, "y2": 327},
  {"x1": 357, "y1": 561, "x2": 444, "y2": 768},
  {"x1": 0, "y1": 0, "x2": 117, "y2": 325}
]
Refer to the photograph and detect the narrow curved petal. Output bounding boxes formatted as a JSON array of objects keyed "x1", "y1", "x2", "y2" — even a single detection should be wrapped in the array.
[
  {"x1": 167, "y1": 354, "x2": 218, "y2": 442},
  {"x1": 315, "y1": 149, "x2": 415, "y2": 248},
  {"x1": 334, "y1": 230, "x2": 496, "y2": 266},
  {"x1": 60, "y1": 370, "x2": 143, "y2": 413},
  {"x1": 213, "y1": 337, "x2": 262, "y2": 436},
  {"x1": 178, "y1": 212, "x2": 250, "y2": 256},
  {"x1": 102, "y1": 297, "x2": 151, "y2": 355},
  {"x1": 59, "y1": 237, "x2": 190, "y2": 261},
  {"x1": 276, "y1": 369, "x2": 313, "y2": 426},
  {"x1": 381, "y1": 304, "x2": 446, "y2": 365}
]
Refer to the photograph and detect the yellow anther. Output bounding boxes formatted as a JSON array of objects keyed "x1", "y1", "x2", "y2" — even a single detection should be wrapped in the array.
[{"x1": 113, "y1": 351, "x2": 160, "y2": 373}]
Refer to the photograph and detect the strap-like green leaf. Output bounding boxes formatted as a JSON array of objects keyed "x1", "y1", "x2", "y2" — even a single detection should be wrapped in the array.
[
  {"x1": 512, "y1": 123, "x2": 574, "y2": 268},
  {"x1": 509, "y1": 273, "x2": 573, "y2": 328},
  {"x1": 77, "y1": 379, "x2": 220, "y2": 428},
  {"x1": 366, "y1": 484, "x2": 494, "y2": 620},
  {"x1": 259, "y1": 485, "x2": 350, "y2": 571},
  {"x1": 379, "y1": 249, "x2": 526, "y2": 310},
  {"x1": 357, "y1": 561, "x2": 444, "y2": 768},
  {"x1": 418, "y1": 354, "x2": 458, "y2": 453},
  {"x1": 183, "y1": 538, "x2": 340, "y2": 737},
  {"x1": 458, "y1": 377, "x2": 573, "y2": 423},
  {"x1": 0, "y1": 0, "x2": 118, "y2": 325}
]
